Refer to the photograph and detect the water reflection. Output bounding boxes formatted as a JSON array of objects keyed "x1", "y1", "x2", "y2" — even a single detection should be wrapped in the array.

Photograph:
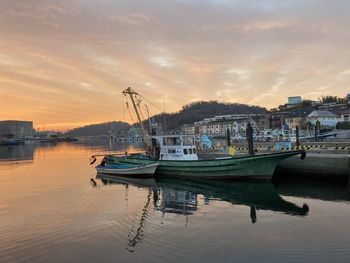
[
  {"x1": 96, "y1": 175, "x2": 311, "y2": 252},
  {"x1": 1, "y1": 141, "x2": 350, "y2": 262},
  {"x1": 275, "y1": 179, "x2": 350, "y2": 202},
  {"x1": 0, "y1": 144, "x2": 34, "y2": 162},
  {"x1": 96, "y1": 175, "x2": 309, "y2": 221},
  {"x1": 127, "y1": 190, "x2": 152, "y2": 253},
  {"x1": 0, "y1": 140, "x2": 143, "y2": 166}
]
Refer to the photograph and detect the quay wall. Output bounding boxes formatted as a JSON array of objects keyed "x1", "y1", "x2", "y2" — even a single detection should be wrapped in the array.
[{"x1": 276, "y1": 153, "x2": 350, "y2": 180}]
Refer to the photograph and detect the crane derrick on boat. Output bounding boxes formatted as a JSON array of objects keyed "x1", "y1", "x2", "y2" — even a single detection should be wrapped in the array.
[{"x1": 122, "y1": 87, "x2": 152, "y2": 147}]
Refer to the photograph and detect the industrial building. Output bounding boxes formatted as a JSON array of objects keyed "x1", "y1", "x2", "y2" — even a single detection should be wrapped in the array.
[{"x1": 0, "y1": 120, "x2": 34, "y2": 139}]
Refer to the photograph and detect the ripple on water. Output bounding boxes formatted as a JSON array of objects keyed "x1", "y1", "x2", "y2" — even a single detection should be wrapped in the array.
[{"x1": 2, "y1": 142, "x2": 350, "y2": 263}]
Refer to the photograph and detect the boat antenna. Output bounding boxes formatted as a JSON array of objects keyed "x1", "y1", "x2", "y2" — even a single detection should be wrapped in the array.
[{"x1": 122, "y1": 87, "x2": 151, "y2": 147}]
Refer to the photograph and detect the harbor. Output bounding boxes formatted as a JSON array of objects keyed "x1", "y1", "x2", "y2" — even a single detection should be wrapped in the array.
[
  {"x1": 2, "y1": 0, "x2": 350, "y2": 262},
  {"x1": 1, "y1": 140, "x2": 350, "y2": 262}
]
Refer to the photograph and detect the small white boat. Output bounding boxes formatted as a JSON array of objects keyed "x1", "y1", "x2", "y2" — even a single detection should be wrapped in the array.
[{"x1": 96, "y1": 162, "x2": 159, "y2": 178}]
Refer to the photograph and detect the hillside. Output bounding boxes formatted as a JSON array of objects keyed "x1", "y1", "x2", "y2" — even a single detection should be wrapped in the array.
[
  {"x1": 149, "y1": 101, "x2": 268, "y2": 131},
  {"x1": 64, "y1": 101, "x2": 267, "y2": 136},
  {"x1": 64, "y1": 121, "x2": 130, "y2": 137}
]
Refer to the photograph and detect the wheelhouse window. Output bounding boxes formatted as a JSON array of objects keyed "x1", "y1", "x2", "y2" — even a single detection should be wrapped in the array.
[
  {"x1": 183, "y1": 149, "x2": 188, "y2": 155},
  {"x1": 163, "y1": 137, "x2": 181, "y2": 146},
  {"x1": 189, "y1": 148, "x2": 193, "y2": 154},
  {"x1": 182, "y1": 136, "x2": 195, "y2": 146}
]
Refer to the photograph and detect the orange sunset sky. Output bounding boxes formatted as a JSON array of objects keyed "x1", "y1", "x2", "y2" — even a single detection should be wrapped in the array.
[{"x1": 0, "y1": 0, "x2": 350, "y2": 131}]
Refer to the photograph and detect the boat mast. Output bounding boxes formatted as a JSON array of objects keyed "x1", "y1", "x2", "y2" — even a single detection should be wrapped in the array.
[{"x1": 122, "y1": 87, "x2": 151, "y2": 146}]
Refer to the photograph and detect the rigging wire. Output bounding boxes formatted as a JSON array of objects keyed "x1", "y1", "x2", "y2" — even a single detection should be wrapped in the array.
[
  {"x1": 140, "y1": 94, "x2": 163, "y2": 113},
  {"x1": 140, "y1": 93, "x2": 168, "y2": 132}
]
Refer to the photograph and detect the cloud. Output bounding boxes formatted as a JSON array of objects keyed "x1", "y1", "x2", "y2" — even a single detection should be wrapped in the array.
[
  {"x1": 149, "y1": 56, "x2": 176, "y2": 68},
  {"x1": 1, "y1": 0, "x2": 350, "y2": 129}
]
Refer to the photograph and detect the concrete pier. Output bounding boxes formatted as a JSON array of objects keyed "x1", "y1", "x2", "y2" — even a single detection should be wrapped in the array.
[
  {"x1": 198, "y1": 148, "x2": 350, "y2": 181},
  {"x1": 276, "y1": 153, "x2": 349, "y2": 180}
]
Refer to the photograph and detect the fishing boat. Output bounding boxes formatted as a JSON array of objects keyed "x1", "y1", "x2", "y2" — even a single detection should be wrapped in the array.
[
  {"x1": 106, "y1": 134, "x2": 305, "y2": 180},
  {"x1": 96, "y1": 162, "x2": 159, "y2": 178},
  {"x1": 104, "y1": 87, "x2": 306, "y2": 180}
]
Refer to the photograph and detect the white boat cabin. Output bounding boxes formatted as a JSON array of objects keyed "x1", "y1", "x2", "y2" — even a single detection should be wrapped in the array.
[{"x1": 152, "y1": 135, "x2": 199, "y2": 161}]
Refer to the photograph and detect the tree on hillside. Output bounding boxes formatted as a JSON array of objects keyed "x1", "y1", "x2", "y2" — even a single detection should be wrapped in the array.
[
  {"x1": 319, "y1": 95, "x2": 347, "y2": 104},
  {"x1": 301, "y1": 100, "x2": 313, "y2": 107},
  {"x1": 320, "y1": 95, "x2": 337, "y2": 103},
  {"x1": 147, "y1": 101, "x2": 267, "y2": 131}
]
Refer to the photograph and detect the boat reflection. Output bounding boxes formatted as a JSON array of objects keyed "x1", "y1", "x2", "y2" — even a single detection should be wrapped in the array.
[
  {"x1": 275, "y1": 179, "x2": 350, "y2": 202},
  {"x1": 155, "y1": 188, "x2": 198, "y2": 215},
  {"x1": 96, "y1": 174, "x2": 309, "y2": 219},
  {"x1": 96, "y1": 174, "x2": 311, "y2": 252},
  {"x1": 155, "y1": 178, "x2": 309, "y2": 219}
]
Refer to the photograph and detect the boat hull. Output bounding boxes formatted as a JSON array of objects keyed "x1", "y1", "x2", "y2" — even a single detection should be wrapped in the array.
[
  {"x1": 107, "y1": 150, "x2": 305, "y2": 180},
  {"x1": 96, "y1": 163, "x2": 159, "y2": 178}
]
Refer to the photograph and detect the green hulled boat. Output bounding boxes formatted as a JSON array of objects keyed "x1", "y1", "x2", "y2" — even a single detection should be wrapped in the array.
[
  {"x1": 107, "y1": 88, "x2": 306, "y2": 180},
  {"x1": 106, "y1": 147, "x2": 305, "y2": 180}
]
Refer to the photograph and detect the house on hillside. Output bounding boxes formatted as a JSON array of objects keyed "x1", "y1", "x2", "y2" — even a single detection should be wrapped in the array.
[
  {"x1": 285, "y1": 109, "x2": 312, "y2": 129},
  {"x1": 306, "y1": 110, "x2": 338, "y2": 128},
  {"x1": 181, "y1": 124, "x2": 195, "y2": 135},
  {"x1": 270, "y1": 112, "x2": 290, "y2": 129},
  {"x1": 337, "y1": 112, "x2": 350, "y2": 123}
]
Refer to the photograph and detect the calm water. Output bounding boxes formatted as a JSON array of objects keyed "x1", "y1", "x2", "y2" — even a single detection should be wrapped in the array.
[{"x1": 1, "y1": 141, "x2": 350, "y2": 263}]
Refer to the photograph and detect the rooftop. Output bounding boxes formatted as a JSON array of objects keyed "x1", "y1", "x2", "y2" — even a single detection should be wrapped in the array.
[{"x1": 307, "y1": 110, "x2": 337, "y2": 118}]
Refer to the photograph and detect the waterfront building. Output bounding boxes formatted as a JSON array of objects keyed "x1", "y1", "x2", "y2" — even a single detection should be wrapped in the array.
[
  {"x1": 269, "y1": 112, "x2": 290, "y2": 130},
  {"x1": 285, "y1": 109, "x2": 312, "y2": 129},
  {"x1": 306, "y1": 110, "x2": 338, "y2": 128},
  {"x1": 181, "y1": 124, "x2": 195, "y2": 135},
  {"x1": 194, "y1": 114, "x2": 269, "y2": 137},
  {"x1": 0, "y1": 120, "x2": 34, "y2": 139}
]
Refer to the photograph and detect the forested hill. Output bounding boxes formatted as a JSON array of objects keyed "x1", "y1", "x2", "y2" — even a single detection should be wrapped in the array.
[
  {"x1": 64, "y1": 101, "x2": 267, "y2": 136},
  {"x1": 150, "y1": 101, "x2": 268, "y2": 131},
  {"x1": 64, "y1": 121, "x2": 130, "y2": 137}
]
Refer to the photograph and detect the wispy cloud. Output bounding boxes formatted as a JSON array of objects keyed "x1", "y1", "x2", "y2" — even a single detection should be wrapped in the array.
[{"x1": 1, "y1": 0, "x2": 350, "y2": 129}]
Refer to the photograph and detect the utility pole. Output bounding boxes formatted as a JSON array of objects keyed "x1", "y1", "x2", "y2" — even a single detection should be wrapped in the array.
[
  {"x1": 295, "y1": 125, "x2": 300, "y2": 148},
  {"x1": 246, "y1": 123, "x2": 254, "y2": 156}
]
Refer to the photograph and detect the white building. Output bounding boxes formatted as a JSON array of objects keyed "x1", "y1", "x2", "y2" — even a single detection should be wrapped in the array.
[
  {"x1": 337, "y1": 112, "x2": 350, "y2": 123},
  {"x1": 306, "y1": 110, "x2": 338, "y2": 128},
  {"x1": 181, "y1": 124, "x2": 195, "y2": 135}
]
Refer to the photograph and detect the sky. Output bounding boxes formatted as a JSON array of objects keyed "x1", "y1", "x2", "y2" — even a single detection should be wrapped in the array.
[{"x1": 0, "y1": 0, "x2": 350, "y2": 130}]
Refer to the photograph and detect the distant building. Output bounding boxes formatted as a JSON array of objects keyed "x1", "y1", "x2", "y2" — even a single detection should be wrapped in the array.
[
  {"x1": 270, "y1": 112, "x2": 290, "y2": 130},
  {"x1": 181, "y1": 124, "x2": 195, "y2": 135},
  {"x1": 288, "y1": 96, "x2": 302, "y2": 105},
  {"x1": 316, "y1": 102, "x2": 348, "y2": 112},
  {"x1": 337, "y1": 112, "x2": 350, "y2": 123},
  {"x1": 34, "y1": 130, "x2": 58, "y2": 138},
  {"x1": 0, "y1": 120, "x2": 34, "y2": 139},
  {"x1": 194, "y1": 114, "x2": 269, "y2": 137},
  {"x1": 285, "y1": 109, "x2": 312, "y2": 129},
  {"x1": 306, "y1": 110, "x2": 338, "y2": 128}
]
